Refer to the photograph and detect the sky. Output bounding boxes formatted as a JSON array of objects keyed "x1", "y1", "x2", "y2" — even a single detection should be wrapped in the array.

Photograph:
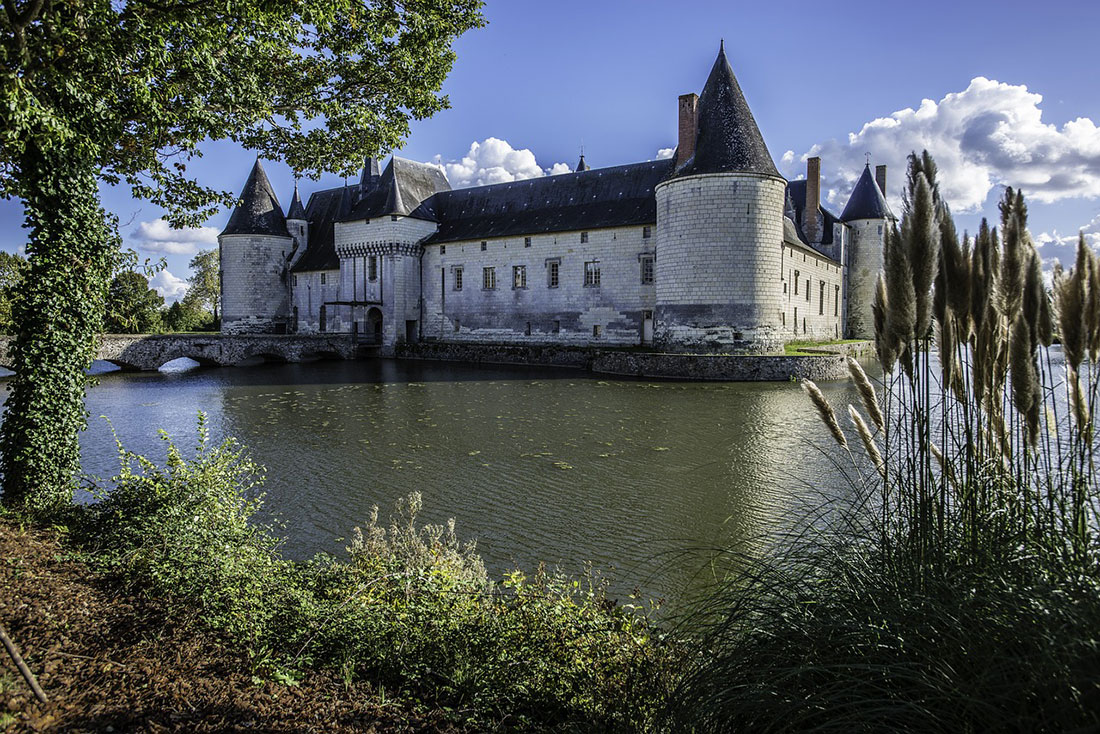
[{"x1": 2, "y1": 0, "x2": 1098, "y2": 301}]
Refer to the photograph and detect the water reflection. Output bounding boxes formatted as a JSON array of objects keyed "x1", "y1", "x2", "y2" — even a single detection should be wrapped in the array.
[{"x1": 7, "y1": 359, "x2": 871, "y2": 602}]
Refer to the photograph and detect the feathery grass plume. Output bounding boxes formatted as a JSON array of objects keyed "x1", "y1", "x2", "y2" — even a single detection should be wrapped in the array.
[
  {"x1": 801, "y1": 379, "x2": 847, "y2": 449},
  {"x1": 902, "y1": 165, "x2": 940, "y2": 338},
  {"x1": 1058, "y1": 244, "x2": 1087, "y2": 370},
  {"x1": 952, "y1": 231, "x2": 973, "y2": 334},
  {"x1": 969, "y1": 221, "x2": 992, "y2": 335},
  {"x1": 848, "y1": 405, "x2": 884, "y2": 477},
  {"x1": 937, "y1": 318, "x2": 956, "y2": 398},
  {"x1": 883, "y1": 220, "x2": 916, "y2": 374},
  {"x1": 872, "y1": 273, "x2": 896, "y2": 373},
  {"x1": 1022, "y1": 248, "x2": 1045, "y2": 348},
  {"x1": 846, "y1": 357, "x2": 884, "y2": 431},
  {"x1": 998, "y1": 187, "x2": 1026, "y2": 325},
  {"x1": 1068, "y1": 366, "x2": 1089, "y2": 429},
  {"x1": 1086, "y1": 237, "x2": 1100, "y2": 363},
  {"x1": 1010, "y1": 311, "x2": 1040, "y2": 449}
]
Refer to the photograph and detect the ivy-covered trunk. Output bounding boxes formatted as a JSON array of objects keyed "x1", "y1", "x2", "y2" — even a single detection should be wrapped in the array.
[{"x1": 0, "y1": 142, "x2": 115, "y2": 515}]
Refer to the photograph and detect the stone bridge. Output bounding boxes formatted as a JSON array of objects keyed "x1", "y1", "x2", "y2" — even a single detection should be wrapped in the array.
[{"x1": 0, "y1": 334, "x2": 372, "y2": 371}]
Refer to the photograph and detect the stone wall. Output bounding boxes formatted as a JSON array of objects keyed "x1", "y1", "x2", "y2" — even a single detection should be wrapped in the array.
[
  {"x1": 290, "y1": 269, "x2": 340, "y2": 333},
  {"x1": 780, "y1": 240, "x2": 845, "y2": 340},
  {"x1": 220, "y1": 233, "x2": 294, "y2": 333},
  {"x1": 421, "y1": 225, "x2": 656, "y2": 347},
  {"x1": 846, "y1": 217, "x2": 886, "y2": 339},
  {"x1": 654, "y1": 171, "x2": 788, "y2": 352}
]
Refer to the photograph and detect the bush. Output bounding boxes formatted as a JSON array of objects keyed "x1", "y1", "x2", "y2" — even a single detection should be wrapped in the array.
[{"x1": 75, "y1": 418, "x2": 668, "y2": 730}]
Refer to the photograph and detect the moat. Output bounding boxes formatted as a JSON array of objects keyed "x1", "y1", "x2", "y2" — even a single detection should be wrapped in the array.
[{"x1": 27, "y1": 359, "x2": 870, "y2": 601}]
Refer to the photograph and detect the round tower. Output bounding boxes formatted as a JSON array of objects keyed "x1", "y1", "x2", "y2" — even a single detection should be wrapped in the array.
[
  {"x1": 655, "y1": 43, "x2": 787, "y2": 353},
  {"x1": 219, "y1": 158, "x2": 293, "y2": 333},
  {"x1": 840, "y1": 163, "x2": 894, "y2": 339},
  {"x1": 285, "y1": 179, "x2": 309, "y2": 268}
]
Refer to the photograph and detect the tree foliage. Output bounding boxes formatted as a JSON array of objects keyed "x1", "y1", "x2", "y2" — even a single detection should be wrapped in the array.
[
  {"x1": 185, "y1": 248, "x2": 220, "y2": 322},
  {"x1": 105, "y1": 271, "x2": 164, "y2": 334},
  {"x1": 163, "y1": 299, "x2": 214, "y2": 333},
  {"x1": 0, "y1": 0, "x2": 485, "y2": 514}
]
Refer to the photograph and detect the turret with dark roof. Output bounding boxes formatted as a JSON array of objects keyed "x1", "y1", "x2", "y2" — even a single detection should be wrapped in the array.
[
  {"x1": 676, "y1": 42, "x2": 780, "y2": 179},
  {"x1": 287, "y1": 181, "x2": 307, "y2": 221},
  {"x1": 841, "y1": 164, "x2": 894, "y2": 222},
  {"x1": 342, "y1": 156, "x2": 450, "y2": 222},
  {"x1": 576, "y1": 154, "x2": 590, "y2": 172},
  {"x1": 221, "y1": 159, "x2": 289, "y2": 236}
]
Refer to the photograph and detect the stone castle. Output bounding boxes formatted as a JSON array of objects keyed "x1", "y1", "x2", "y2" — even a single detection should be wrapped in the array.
[{"x1": 219, "y1": 44, "x2": 895, "y2": 354}]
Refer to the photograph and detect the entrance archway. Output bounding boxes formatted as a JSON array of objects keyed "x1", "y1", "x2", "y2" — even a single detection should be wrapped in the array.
[{"x1": 366, "y1": 307, "x2": 383, "y2": 345}]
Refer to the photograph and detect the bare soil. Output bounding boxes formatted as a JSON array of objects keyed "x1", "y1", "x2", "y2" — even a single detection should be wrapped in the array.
[{"x1": 0, "y1": 519, "x2": 457, "y2": 733}]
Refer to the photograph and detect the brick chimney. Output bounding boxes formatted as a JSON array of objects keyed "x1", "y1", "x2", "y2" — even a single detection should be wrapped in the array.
[
  {"x1": 675, "y1": 93, "x2": 699, "y2": 170},
  {"x1": 875, "y1": 164, "x2": 887, "y2": 196},
  {"x1": 805, "y1": 156, "x2": 821, "y2": 244}
]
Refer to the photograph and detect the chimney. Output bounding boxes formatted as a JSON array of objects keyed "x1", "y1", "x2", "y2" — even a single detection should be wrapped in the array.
[
  {"x1": 805, "y1": 156, "x2": 821, "y2": 244},
  {"x1": 875, "y1": 164, "x2": 887, "y2": 196},
  {"x1": 675, "y1": 93, "x2": 699, "y2": 170}
]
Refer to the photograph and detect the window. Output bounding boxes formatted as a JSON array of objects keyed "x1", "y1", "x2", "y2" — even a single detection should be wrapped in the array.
[
  {"x1": 454, "y1": 319, "x2": 460, "y2": 332},
  {"x1": 292, "y1": 275, "x2": 297, "y2": 286},
  {"x1": 641, "y1": 255, "x2": 654, "y2": 284},
  {"x1": 513, "y1": 265, "x2": 527, "y2": 289},
  {"x1": 592, "y1": 324, "x2": 601, "y2": 338},
  {"x1": 642, "y1": 225, "x2": 652, "y2": 239},
  {"x1": 805, "y1": 279, "x2": 810, "y2": 302},
  {"x1": 584, "y1": 260, "x2": 601, "y2": 287},
  {"x1": 368, "y1": 257, "x2": 378, "y2": 281},
  {"x1": 835, "y1": 285, "x2": 840, "y2": 316},
  {"x1": 525, "y1": 322, "x2": 532, "y2": 336},
  {"x1": 878, "y1": 225, "x2": 884, "y2": 235},
  {"x1": 548, "y1": 260, "x2": 560, "y2": 288},
  {"x1": 794, "y1": 270, "x2": 800, "y2": 295},
  {"x1": 819, "y1": 281, "x2": 825, "y2": 315},
  {"x1": 553, "y1": 319, "x2": 560, "y2": 334},
  {"x1": 391, "y1": 215, "x2": 398, "y2": 222},
  {"x1": 483, "y1": 266, "x2": 496, "y2": 290},
  {"x1": 524, "y1": 237, "x2": 532, "y2": 248},
  {"x1": 580, "y1": 231, "x2": 589, "y2": 243},
  {"x1": 783, "y1": 281, "x2": 787, "y2": 294},
  {"x1": 321, "y1": 272, "x2": 327, "y2": 285},
  {"x1": 440, "y1": 245, "x2": 446, "y2": 255},
  {"x1": 481, "y1": 241, "x2": 487, "y2": 251},
  {"x1": 454, "y1": 267, "x2": 463, "y2": 291}
]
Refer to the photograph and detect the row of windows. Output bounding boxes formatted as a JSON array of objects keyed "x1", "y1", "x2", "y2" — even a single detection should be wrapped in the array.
[
  {"x1": 784, "y1": 270, "x2": 842, "y2": 317},
  {"x1": 453, "y1": 255, "x2": 655, "y2": 291},
  {"x1": 440, "y1": 227, "x2": 652, "y2": 256},
  {"x1": 451, "y1": 319, "x2": 633, "y2": 339},
  {"x1": 293, "y1": 257, "x2": 379, "y2": 287}
]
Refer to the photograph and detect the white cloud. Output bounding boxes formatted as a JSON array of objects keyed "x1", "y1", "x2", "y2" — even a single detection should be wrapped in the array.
[
  {"x1": 783, "y1": 77, "x2": 1100, "y2": 213},
  {"x1": 656, "y1": 147, "x2": 675, "y2": 160},
  {"x1": 1034, "y1": 213, "x2": 1100, "y2": 270},
  {"x1": 149, "y1": 268, "x2": 189, "y2": 303},
  {"x1": 131, "y1": 218, "x2": 219, "y2": 255},
  {"x1": 433, "y1": 138, "x2": 570, "y2": 188}
]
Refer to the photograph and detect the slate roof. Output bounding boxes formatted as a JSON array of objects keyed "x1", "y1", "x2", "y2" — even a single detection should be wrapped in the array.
[
  {"x1": 415, "y1": 159, "x2": 675, "y2": 244},
  {"x1": 676, "y1": 43, "x2": 780, "y2": 179},
  {"x1": 289, "y1": 186, "x2": 347, "y2": 272},
  {"x1": 841, "y1": 164, "x2": 895, "y2": 222},
  {"x1": 576, "y1": 154, "x2": 590, "y2": 172},
  {"x1": 786, "y1": 180, "x2": 841, "y2": 247},
  {"x1": 287, "y1": 182, "x2": 306, "y2": 220},
  {"x1": 221, "y1": 159, "x2": 289, "y2": 237},
  {"x1": 342, "y1": 156, "x2": 450, "y2": 221}
]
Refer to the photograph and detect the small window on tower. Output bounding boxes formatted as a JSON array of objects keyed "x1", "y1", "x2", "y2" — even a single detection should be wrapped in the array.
[
  {"x1": 581, "y1": 231, "x2": 589, "y2": 244},
  {"x1": 321, "y1": 273, "x2": 327, "y2": 285},
  {"x1": 440, "y1": 245, "x2": 446, "y2": 255},
  {"x1": 819, "y1": 281, "x2": 825, "y2": 315},
  {"x1": 835, "y1": 285, "x2": 840, "y2": 316},
  {"x1": 369, "y1": 257, "x2": 378, "y2": 282},
  {"x1": 481, "y1": 241, "x2": 487, "y2": 251},
  {"x1": 391, "y1": 215, "x2": 398, "y2": 222},
  {"x1": 642, "y1": 226, "x2": 652, "y2": 239},
  {"x1": 524, "y1": 237, "x2": 532, "y2": 248},
  {"x1": 454, "y1": 267, "x2": 463, "y2": 291}
]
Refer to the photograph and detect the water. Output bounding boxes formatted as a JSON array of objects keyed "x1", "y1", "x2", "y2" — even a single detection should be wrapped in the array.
[{"x1": 10, "y1": 358, "x2": 870, "y2": 603}]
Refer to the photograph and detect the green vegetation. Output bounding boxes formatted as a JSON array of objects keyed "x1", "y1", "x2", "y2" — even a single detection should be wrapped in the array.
[
  {"x1": 0, "y1": 251, "x2": 26, "y2": 334},
  {"x1": 104, "y1": 271, "x2": 165, "y2": 334},
  {"x1": 782, "y1": 338, "x2": 865, "y2": 356},
  {"x1": 666, "y1": 153, "x2": 1100, "y2": 731},
  {"x1": 65, "y1": 419, "x2": 667, "y2": 730},
  {"x1": 0, "y1": 0, "x2": 485, "y2": 516}
]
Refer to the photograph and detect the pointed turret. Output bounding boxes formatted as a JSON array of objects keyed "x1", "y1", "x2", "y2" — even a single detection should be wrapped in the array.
[
  {"x1": 359, "y1": 157, "x2": 382, "y2": 198},
  {"x1": 576, "y1": 154, "x2": 590, "y2": 172},
  {"x1": 676, "y1": 42, "x2": 779, "y2": 178},
  {"x1": 287, "y1": 180, "x2": 307, "y2": 221},
  {"x1": 221, "y1": 158, "x2": 288, "y2": 236},
  {"x1": 841, "y1": 164, "x2": 894, "y2": 222}
]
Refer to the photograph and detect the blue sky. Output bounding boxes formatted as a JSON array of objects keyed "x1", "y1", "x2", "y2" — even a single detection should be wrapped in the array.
[{"x1": 2, "y1": 0, "x2": 1098, "y2": 299}]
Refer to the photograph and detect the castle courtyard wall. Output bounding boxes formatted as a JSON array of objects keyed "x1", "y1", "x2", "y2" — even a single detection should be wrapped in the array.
[{"x1": 780, "y1": 241, "x2": 845, "y2": 340}]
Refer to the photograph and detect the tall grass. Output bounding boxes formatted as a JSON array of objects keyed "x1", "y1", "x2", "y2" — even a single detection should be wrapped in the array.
[{"x1": 667, "y1": 152, "x2": 1100, "y2": 731}]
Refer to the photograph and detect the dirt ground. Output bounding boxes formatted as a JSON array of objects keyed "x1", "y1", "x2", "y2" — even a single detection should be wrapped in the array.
[{"x1": 0, "y1": 520, "x2": 457, "y2": 733}]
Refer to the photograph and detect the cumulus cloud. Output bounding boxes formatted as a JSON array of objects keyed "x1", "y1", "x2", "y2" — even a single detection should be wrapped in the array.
[
  {"x1": 149, "y1": 268, "x2": 189, "y2": 303},
  {"x1": 1034, "y1": 213, "x2": 1100, "y2": 270},
  {"x1": 656, "y1": 147, "x2": 675, "y2": 160},
  {"x1": 782, "y1": 77, "x2": 1100, "y2": 213},
  {"x1": 131, "y1": 218, "x2": 219, "y2": 255},
  {"x1": 433, "y1": 138, "x2": 571, "y2": 188}
]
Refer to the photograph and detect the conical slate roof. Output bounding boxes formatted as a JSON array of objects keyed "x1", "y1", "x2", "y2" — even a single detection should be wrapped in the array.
[
  {"x1": 287, "y1": 181, "x2": 307, "y2": 220},
  {"x1": 221, "y1": 159, "x2": 288, "y2": 236},
  {"x1": 676, "y1": 43, "x2": 779, "y2": 179},
  {"x1": 342, "y1": 156, "x2": 451, "y2": 221},
  {"x1": 840, "y1": 164, "x2": 894, "y2": 222},
  {"x1": 576, "y1": 154, "x2": 590, "y2": 172}
]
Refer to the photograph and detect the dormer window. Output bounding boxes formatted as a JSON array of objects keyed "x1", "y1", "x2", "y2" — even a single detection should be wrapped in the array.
[
  {"x1": 391, "y1": 215, "x2": 399, "y2": 222},
  {"x1": 581, "y1": 231, "x2": 589, "y2": 244}
]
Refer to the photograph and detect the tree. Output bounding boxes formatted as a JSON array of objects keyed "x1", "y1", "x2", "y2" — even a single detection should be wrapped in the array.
[
  {"x1": 163, "y1": 299, "x2": 214, "y2": 332},
  {"x1": 0, "y1": 251, "x2": 27, "y2": 333},
  {"x1": 0, "y1": 0, "x2": 485, "y2": 515},
  {"x1": 186, "y1": 249, "x2": 220, "y2": 323},
  {"x1": 105, "y1": 271, "x2": 164, "y2": 334}
]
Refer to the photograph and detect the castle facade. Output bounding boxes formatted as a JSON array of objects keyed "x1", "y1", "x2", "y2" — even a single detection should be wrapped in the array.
[{"x1": 219, "y1": 45, "x2": 895, "y2": 354}]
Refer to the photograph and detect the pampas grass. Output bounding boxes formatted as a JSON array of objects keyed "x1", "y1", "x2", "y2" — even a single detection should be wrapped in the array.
[{"x1": 802, "y1": 379, "x2": 847, "y2": 450}]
